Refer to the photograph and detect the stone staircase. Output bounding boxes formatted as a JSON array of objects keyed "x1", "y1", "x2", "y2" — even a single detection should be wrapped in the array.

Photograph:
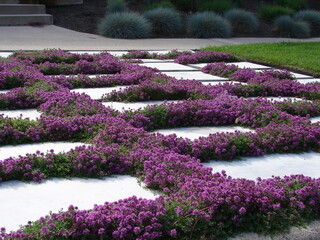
[{"x1": 0, "y1": 0, "x2": 53, "y2": 26}]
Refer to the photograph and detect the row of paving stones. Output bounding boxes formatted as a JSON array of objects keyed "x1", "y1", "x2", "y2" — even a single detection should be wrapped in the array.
[{"x1": 1, "y1": 50, "x2": 320, "y2": 238}]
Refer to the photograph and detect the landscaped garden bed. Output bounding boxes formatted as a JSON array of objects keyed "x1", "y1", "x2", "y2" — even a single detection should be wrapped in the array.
[
  {"x1": 0, "y1": 48, "x2": 320, "y2": 239},
  {"x1": 47, "y1": 0, "x2": 320, "y2": 38}
]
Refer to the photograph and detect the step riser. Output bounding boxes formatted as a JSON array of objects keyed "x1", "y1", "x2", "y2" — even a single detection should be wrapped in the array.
[
  {"x1": 0, "y1": 15, "x2": 52, "y2": 25},
  {"x1": 0, "y1": 0, "x2": 19, "y2": 3},
  {"x1": 0, "y1": 5, "x2": 46, "y2": 14}
]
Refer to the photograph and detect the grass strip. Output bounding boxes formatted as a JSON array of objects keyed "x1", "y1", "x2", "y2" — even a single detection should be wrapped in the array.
[{"x1": 203, "y1": 42, "x2": 320, "y2": 76}]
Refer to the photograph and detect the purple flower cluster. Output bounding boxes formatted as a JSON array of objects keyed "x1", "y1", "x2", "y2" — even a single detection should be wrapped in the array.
[
  {"x1": 103, "y1": 77, "x2": 225, "y2": 102},
  {"x1": 0, "y1": 144, "x2": 133, "y2": 182},
  {"x1": 121, "y1": 50, "x2": 193, "y2": 60},
  {"x1": 11, "y1": 49, "x2": 96, "y2": 64},
  {"x1": 1, "y1": 49, "x2": 320, "y2": 239},
  {"x1": 47, "y1": 67, "x2": 156, "y2": 89},
  {"x1": 174, "y1": 51, "x2": 239, "y2": 64}
]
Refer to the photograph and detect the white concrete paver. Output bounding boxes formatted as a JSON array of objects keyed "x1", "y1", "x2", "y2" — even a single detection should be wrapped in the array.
[
  {"x1": 248, "y1": 97, "x2": 306, "y2": 102},
  {"x1": 188, "y1": 63, "x2": 207, "y2": 69},
  {"x1": 0, "y1": 142, "x2": 89, "y2": 160},
  {"x1": 139, "y1": 59, "x2": 174, "y2": 63},
  {"x1": 71, "y1": 86, "x2": 129, "y2": 100},
  {"x1": 0, "y1": 176, "x2": 158, "y2": 232},
  {"x1": 0, "y1": 109, "x2": 41, "y2": 120},
  {"x1": 0, "y1": 52, "x2": 12, "y2": 58},
  {"x1": 227, "y1": 62, "x2": 271, "y2": 69},
  {"x1": 139, "y1": 62, "x2": 198, "y2": 71},
  {"x1": 154, "y1": 126, "x2": 253, "y2": 140},
  {"x1": 162, "y1": 71, "x2": 228, "y2": 81},
  {"x1": 290, "y1": 72, "x2": 313, "y2": 79},
  {"x1": 0, "y1": 90, "x2": 10, "y2": 94},
  {"x1": 297, "y1": 78, "x2": 320, "y2": 84},
  {"x1": 108, "y1": 51, "x2": 129, "y2": 57},
  {"x1": 310, "y1": 116, "x2": 320, "y2": 123},
  {"x1": 69, "y1": 51, "x2": 103, "y2": 55},
  {"x1": 204, "y1": 152, "x2": 320, "y2": 180},
  {"x1": 256, "y1": 70, "x2": 313, "y2": 79},
  {"x1": 102, "y1": 100, "x2": 180, "y2": 111}
]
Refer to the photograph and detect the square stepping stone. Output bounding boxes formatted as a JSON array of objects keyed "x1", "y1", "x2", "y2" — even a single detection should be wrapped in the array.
[
  {"x1": 0, "y1": 175, "x2": 158, "y2": 232},
  {"x1": 71, "y1": 86, "x2": 129, "y2": 100},
  {"x1": 201, "y1": 81, "x2": 228, "y2": 86},
  {"x1": 310, "y1": 116, "x2": 320, "y2": 123},
  {"x1": 248, "y1": 97, "x2": 306, "y2": 102},
  {"x1": 103, "y1": 100, "x2": 180, "y2": 111},
  {"x1": 154, "y1": 126, "x2": 253, "y2": 140},
  {"x1": 201, "y1": 81, "x2": 247, "y2": 86},
  {"x1": 147, "y1": 50, "x2": 194, "y2": 55},
  {"x1": 0, "y1": 90, "x2": 10, "y2": 94},
  {"x1": 188, "y1": 63, "x2": 207, "y2": 69},
  {"x1": 297, "y1": 78, "x2": 320, "y2": 84},
  {"x1": 189, "y1": 62, "x2": 271, "y2": 70},
  {"x1": 147, "y1": 50, "x2": 172, "y2": 55},
  {"x1": 227, "y1": 62, "x2": 271, "y2": 69},
  {"x1": 0, "y1": 109, "x2": 41, "y2": 120},
  {"x1": 162, "y1": 71, "x2": 228, "y2": 81},
  {"x1": 203, "y1": 152, "x2": 320, "y2": 180},
  {"x1": 0, "y1": 52, "x2": 13, "y2": 58},
  {"x1": 69, "y1": 51, "x2": 102, "y2": 55},
  {"x1": 289, "y1": 72, "x2": 313, "y2": 79},
  {"x1": 0, "y1": 142, "x2": 89, "y2": 160},
  {"x1": 139, "y1": 62, "x2": 198, "y2": 72},
  {"x1": 255, "y1": 70, "x2": 313, "y2": 79},
  {"x1": 139, "y1": 59, "x2": 174, "y2": 63},
  {"x1": 108, "y1": 51, "x2": 129, "y2": 57},
  {"x1": 48, "y1": 74, "x2": 112, "y2": 79}
]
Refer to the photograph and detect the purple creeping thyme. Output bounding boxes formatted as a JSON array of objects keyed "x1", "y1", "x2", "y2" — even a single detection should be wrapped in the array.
[
  {"x1": 1, "y1": 49, "x2": 320, "y2": 239},
  {"x1": 174, "y1": 51, "x2": 239, "y2": 64},
  {"x1": 121, "y1": 50, "x2": 194, "y2": 60}
]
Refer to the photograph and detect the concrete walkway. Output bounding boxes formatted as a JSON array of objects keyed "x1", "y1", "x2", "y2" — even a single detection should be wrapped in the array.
[{"x1": 0, "y1": 25, "x2": 319, "y2": 51}]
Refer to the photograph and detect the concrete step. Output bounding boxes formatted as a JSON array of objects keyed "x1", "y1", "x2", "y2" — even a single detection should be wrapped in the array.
[
  {"x1": 0, "y1": 0, "x2": 19, "y2": 3},
  {"x1": 0, "y1": 14, "x2": 53, "y2": 25},
  {"x1": 0, "y1": 4, "x2": 46, "y2": 14}
]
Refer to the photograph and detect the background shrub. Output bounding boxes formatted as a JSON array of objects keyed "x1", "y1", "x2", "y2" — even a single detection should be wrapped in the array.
[
  {"x1": 294, "y1": 10, "x2": 320, "y2": 34},
  {"x1": 224, "y1": 9, "x2": 259, "y2": 33},
  {"x1": 274, "y1": 15, "x2": 310, "y2": 38},
  {"x1": 168, "y1": 0, "x2": 197, "y2": 12},
  {"x1": 275, "y1": 0, "x2": 307, "y2": 11},
  {"x1": 106, "y1": 0, "x2": 128, "y2": 13},
  {"x1": 258, "y1": 5, "x2": 294, "y2": 21},
  {"x1": 187, "y1": 12, "x2": 231, "y2": 38},
  {"x1": 199, "y1": 0, "x2": 238, "y2": 14},
  {"x1": 143, "y1": 0, "x2": 175, "y2": 11},
  {"x1": 144, "y1": 7, "x2": 182, "y2": 35},
  {"x1": 97, "y1": 12, "x2": 151, "y2": 39}
]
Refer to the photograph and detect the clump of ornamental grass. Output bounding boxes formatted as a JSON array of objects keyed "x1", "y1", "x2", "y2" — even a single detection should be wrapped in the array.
[
  {"x1": 143, "y1": 7, "x2": 182, "y2": 35},
  {"x1": 97, "y1": 12, "x2": 151, "y2": 39},
  {"x1": 187, "y1": 12, "x2": 231, "y2": 38},
  {"x1": 294, "y1": 10, "x2": 320, "y2": 35},
  {"x1": 274, "y1": 15, "x2": 310, "y2": 38},
  {"x1": 224, "y1": 9, "x2": 259, "y2": 33},
  {"x1": 106, "y1": 0, "x2": 128, "y2": 13}
]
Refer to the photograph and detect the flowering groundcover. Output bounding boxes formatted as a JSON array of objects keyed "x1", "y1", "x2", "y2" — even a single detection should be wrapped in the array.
[{"x1": 0, "y1": 49, "x2": 320, "y2": 240}]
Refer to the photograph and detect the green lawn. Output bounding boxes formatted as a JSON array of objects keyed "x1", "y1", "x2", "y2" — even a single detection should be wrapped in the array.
[{"x1": 203, "y1": 42, "x2": 320, "y2": 76}]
